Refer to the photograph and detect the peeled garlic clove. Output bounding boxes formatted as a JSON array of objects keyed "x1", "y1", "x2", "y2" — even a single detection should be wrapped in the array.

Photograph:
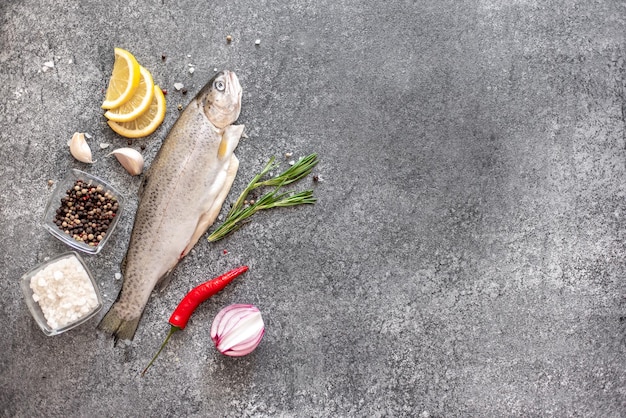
[
  {"x1": 69, "y1": 132, "x2": 94, "y2": 163},
  {"x1": 109, "y1": 147, "x2": 144, "y2": 176}
]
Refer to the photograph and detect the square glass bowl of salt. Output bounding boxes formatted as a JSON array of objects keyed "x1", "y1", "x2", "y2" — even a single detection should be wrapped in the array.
[{"x1": 20, "y1": 251, "x2": 103, "y2": 336}]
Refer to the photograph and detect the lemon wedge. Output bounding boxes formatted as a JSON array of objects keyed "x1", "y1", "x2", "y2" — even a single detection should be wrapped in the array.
[
  {"x1": 101, "y1": 48, "x2": 141, "y2": 110},
  {"x1": 107, "y1": 85, "x2": 166, "y2": 138},
  {"x1": 104, "y1": 66, "x2": 155, "y2": 122}
]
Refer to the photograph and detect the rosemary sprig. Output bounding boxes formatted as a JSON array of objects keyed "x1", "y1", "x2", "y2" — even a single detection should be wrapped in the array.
[
  {"x1": 208, "y1": 153, "x2": 319, "y2": 242},
  {"x1": 227, "y1": 156, "x2": 278, "y2": 218},
  {"x1": 254, "y1": 153, "x2": 319, "y2": 188}
]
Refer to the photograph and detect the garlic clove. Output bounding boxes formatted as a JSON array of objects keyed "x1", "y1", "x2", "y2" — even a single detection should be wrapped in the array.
[
  {"x1": 109, "y1": 147, "x2": 144, "y2": 176},
  {"x1": 69, "y1": 132, "x2": 94, "y2": 163}
]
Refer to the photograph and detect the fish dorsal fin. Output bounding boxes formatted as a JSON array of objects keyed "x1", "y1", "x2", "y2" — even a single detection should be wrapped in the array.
[
  {"x1": 217, "y1": 124, "x2": 245, "y2": 160},
  {"x1": 138, "y1": 173, "x2": 149, "y2": 198},
  {"x1": 121, "y1": 253, "x2": 128, "y2": 276}
]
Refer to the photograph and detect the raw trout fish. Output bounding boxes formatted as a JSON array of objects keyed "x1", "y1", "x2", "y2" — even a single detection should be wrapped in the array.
[{"x1": 98, "y1": 71, "x2": 244, "y2": 341}]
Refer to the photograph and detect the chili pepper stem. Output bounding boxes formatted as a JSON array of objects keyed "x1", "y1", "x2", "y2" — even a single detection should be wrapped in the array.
[{"x1": 141, "y1": 325, "x2": 180, "y2": 377}]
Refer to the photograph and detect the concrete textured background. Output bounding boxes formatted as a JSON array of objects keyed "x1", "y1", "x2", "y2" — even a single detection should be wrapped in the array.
[{"x1": 1, "y1": 0, "x2": 625, "y2": 416}]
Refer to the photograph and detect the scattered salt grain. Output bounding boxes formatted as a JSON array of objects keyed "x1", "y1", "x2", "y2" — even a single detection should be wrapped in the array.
[
  {"x1": 42, "y1": 61, "x2": 54, "y2": 72},
  {"x1": 255, "y1": 39, "x2": 261, "y2": 45},
  {"x1": 189, "y1": 67, "x2": 195, "y2": 74},
  {"x1": 99, "y1": 143, "x2": 111, "y2": 149},
  {"x1": 29, "y1": 255, "x2": 98, "y2": 330},
  {"x1": 288, "y1": 160, "x2": 295, "y2": 166},
  {"x1": 174, "y1": 82, "x2": 184, "y2": 91},
  {"x1": 114, "y1": 273, "x2": 122, "y2": 280},
  {"x1": 84, "y1": 132, "x2": 92, "y2": 139}
]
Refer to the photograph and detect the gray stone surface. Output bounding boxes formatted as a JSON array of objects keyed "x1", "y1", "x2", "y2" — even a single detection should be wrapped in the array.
[{"x1": 1, "y1": 0, "x2": 625, "y2": 416}]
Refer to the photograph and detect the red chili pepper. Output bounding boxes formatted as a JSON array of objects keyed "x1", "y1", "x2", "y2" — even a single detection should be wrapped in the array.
[
  {"x1": 141, "y1": 265, "x2": 248, "y2": 376},
  {"x1": 169, "y1": 265, "x2": 248, "y2": 329}
]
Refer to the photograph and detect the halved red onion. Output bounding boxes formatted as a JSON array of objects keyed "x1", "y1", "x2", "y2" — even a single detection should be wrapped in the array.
[{"x1": 211, "y1": 304, "x2": 265, "y2": 357}]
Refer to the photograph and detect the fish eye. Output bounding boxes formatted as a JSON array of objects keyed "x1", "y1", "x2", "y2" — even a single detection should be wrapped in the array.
[{"x1": 215, "y1": 80, "x2": 225, "y2": 92}]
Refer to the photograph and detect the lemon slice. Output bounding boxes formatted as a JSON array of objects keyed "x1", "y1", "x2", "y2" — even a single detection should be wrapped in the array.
[
  {"x1": 107, "y1": 85, "x2": 166, "y2": 138},
  {"x1": 104, "y1": 66, "x2": 155, "y2": 122},
  {"x1": 101, "y1": 48, "x2": 141, "y2": 110}
]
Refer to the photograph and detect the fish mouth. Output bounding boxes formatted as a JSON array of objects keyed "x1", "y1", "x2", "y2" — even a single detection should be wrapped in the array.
[{"x1": 226, "y1": 71, "x2": 242, "y2": 98}]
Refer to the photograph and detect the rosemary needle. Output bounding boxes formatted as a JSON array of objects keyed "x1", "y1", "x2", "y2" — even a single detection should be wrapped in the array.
[{"x1": 208, "y1": 153, "x2": 319, "y2": 242}]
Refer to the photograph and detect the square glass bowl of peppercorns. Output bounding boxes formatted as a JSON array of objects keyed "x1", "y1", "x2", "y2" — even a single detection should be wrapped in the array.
[{"x1": 42, "y1": 169, "x2": 125, "y2": 254}]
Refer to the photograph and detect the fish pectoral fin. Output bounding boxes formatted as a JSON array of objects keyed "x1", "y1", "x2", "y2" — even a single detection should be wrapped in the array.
[
  {"x1": 217, "y1": 124, "x2": 245, "y2": 160},
  {"x1": 182, "y1": 154, "x2": 240, "y2": 257}
]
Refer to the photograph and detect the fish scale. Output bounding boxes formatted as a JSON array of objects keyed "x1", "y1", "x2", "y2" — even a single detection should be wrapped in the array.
[{"x1": 98, "y1": 71, "x2": 244, "y2": 342}]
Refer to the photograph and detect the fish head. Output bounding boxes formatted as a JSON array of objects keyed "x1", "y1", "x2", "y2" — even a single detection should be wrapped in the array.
[{"x1": 197, "y1": 70, "x2": 242, "y2": 129}]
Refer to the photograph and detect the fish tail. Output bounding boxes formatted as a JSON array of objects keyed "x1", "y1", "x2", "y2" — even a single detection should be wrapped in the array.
[{"x1": 97, "y1": 304, "x2": 142, "y2": 343}]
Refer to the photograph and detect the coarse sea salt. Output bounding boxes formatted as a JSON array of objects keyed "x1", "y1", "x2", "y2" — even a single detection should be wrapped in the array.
[{"x1": 29, "y1": 256, "x2": 98, "y2": 330}]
